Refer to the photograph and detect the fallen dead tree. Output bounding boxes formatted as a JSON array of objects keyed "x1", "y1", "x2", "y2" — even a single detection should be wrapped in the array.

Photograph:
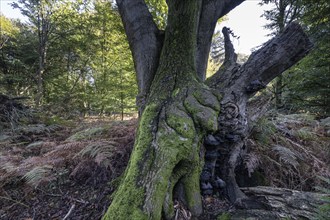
[{"x1": 229, "y1": 186, "x2": 329, "y2": 220}]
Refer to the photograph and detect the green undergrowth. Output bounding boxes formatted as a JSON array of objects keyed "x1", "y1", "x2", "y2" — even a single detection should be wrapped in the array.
[
  {"x1": 245, "y1": 112, "x2": 330, "y2": 191},
  {"x1": 314, "y1": 176, "x2": 330, "y2": 220},
  {"x1": 217, "y1": 212, "x2": 231, "y2": 220},
  {"x1": 66, "y1": 126, "x2": 109, "y2": 141},
  {"x1": 42, "y1": 114, "x2": 75, "y2": 127}
]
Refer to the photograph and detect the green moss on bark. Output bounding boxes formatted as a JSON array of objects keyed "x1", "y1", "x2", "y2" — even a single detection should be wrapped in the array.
[
  {"x1": 192, "y1": 88, "x2": 221, "y2": 111},
  {"x1": 102, "y1": 185, "x2": 146, "y2": 220},
  {"x1": 103, "y1": 0, "x2": 224, "y2": 218},
  {"x1": 184, "y1": 93, "x2": 219, "y2": 133},
  {"x1": 165, "y1": 104, "x2": 195, "y2": 138},
  {"x1": 103, "y1": 104, "x2": 161, "y2": 220},
  {"x1": 182, "y1": 160, "x2": 203, "y2": 215}
]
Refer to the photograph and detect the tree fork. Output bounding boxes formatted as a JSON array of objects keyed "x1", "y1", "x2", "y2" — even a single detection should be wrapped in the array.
[{"x1": 105, "y1": 0, "x2": 312, "y2": 218}]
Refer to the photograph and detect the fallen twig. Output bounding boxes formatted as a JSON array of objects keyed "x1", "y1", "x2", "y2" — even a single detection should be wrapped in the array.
[
  {"x1": 68, "y1": 196, "x2": 88, "y2": 204},
  {"x1": 62, "y1": 204, "x2": 75, "y2": 220},
  {"x1": 0, "y1": 196, "x2": 30, "y2": 208}
]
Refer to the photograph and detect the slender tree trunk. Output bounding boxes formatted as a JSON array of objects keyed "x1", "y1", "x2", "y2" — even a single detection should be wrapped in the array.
[
  {"x1": 36, "y1": 46, "x2": 45, "y2": 107},
  {"x1": 35, "y1": 2, "x2": 49, "y2": 107},
  {"x1": 275, "y1": 74, "x2": 283, "y2": 108},
  {"x1": 274, "y1": 2, "x2": 285, "y2": 110},
  {"x1": 120, "y1": 71, "x2": 124, "y2": 121}
]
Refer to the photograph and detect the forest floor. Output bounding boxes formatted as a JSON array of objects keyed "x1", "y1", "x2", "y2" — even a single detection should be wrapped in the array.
[{"x1": 0, "y1": 111, "x2": 329, "y2": 219}]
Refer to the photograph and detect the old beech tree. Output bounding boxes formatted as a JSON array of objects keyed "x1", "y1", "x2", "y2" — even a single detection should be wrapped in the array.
[{"x1": 103, "y1": 0, "x2": 312, "y2": 219}]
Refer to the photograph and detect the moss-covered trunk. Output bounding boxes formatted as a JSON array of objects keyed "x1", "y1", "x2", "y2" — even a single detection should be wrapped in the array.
[
  {"x1": 103, "y1": 1, "x2": 220, "y2": 219},
  {"x1": 103, "y1": 0, "x2": 313, "y2": 218}
]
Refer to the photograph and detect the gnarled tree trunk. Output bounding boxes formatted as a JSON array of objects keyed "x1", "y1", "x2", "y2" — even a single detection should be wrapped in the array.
[{"x1": 103, "y1": 0, "x2": 312, "y2": 219}]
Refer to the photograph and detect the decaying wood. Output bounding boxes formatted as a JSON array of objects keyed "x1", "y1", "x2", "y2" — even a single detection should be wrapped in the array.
[
  {"x1": 207, "y1": 22, "x2": 313, "y2": 95},
  {"x1": 230, "y1": 186, "x2": 328, "y2": 220},
  {"x1": 247, "y1": 94, "x2": 273, "y2": 130},
  {"x1": 201, "y1": 22, "x2": 312, "y2": 203}
]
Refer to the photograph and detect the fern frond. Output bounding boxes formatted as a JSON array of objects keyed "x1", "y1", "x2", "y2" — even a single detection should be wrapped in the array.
[
  {"x1": 66, "y1": 127, "x2": 108, "y2": 141},
  {"x1": 44, "y1": 141, "x2": 88, "y2": 159},
  {"x1": 293, "y1": 127, "x2": 317, "y2": 141},
  {"x1": 276, "y1": 113, "x2": 315, "y2": 125},
  {"x1": 272, "y1": 145, "x2": 299, "y2": 168},
  {"x1": 22, "y1": 165, "x2": 53, "y2": 187},
  {"x1": 76, "y1": 141, "x2": 117, "y2": 168},
  {"x1": 0, "y1": 134, "x2": 12, "y2": 142},
  {"x1": 16, "y1": 124, "x2": 50, "y2": 135},
  {"x1": 2, "y1": 162, "x2": 18, "y2": 174},
  {"x1": 0, "y1": 155, "x2": 23, "y2": 174},
  {"x1": 314, "y1": 176, "x2": 330, "y2": 220},
  {"x1": 244, "y1": 152, "x2": 260, "y2": 177},
  {"x1": 252, "y1": 117, "x2": 276, "y2": 144},
  {"x1": 317, "y1": 176, "x2": 330, "y2": 185}
]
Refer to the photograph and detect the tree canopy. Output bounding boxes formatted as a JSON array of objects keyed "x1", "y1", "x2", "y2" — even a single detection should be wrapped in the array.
[{"x1": 1, "y1": 0, "x2": 137, "y2": 117}]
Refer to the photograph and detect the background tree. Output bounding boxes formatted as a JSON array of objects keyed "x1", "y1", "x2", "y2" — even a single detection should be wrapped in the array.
[
  {"x1": 0, "y1": 17, "x2": 37, "y2": 97},
  {"x1": 89, "y1": 0, "x2": 137, "y2": 117},
  {"x1": 260, "y1": 0, "x2": 303, "y2": 109},
  {"x1": 261, "y1": 0, "x2": 330, "y2": 117},
  {"x1": 3, "y1": 0, "x2": 137, "y2": 116},
  {"x1": 12, "y1": 0, "x2": 55, "y2": 106},
  {"x1": 0, "y1": 15, "x2": 19, "y2": 49},
  {"x1": 144, "y1": 0, "x2": 168, "y2": 29},
  {"x1": 0, "y1": 15, "x2": 19, "y2": 94},
  {"x1": 284, "y1": 0, "x2": 330, "y2": 117},
  {"x1": 102, "y1": 0, "x2": 312, "y2": 219}
]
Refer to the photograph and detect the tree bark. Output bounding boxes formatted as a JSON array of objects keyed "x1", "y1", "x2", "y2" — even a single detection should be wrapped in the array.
[
  {"x1": 275, "y1": 74, "x2": 284, "y2": 108},
  {"x1": 35, "y1": 1, "x2": 51, "y2": 107},
  {"x1": 231, "y1": 186, "x2": 327, "y2": 220},
  {"x1": 104, "y1": 1, "x2": 312, "y2": 219},
  {"x1": 116, "y1": 0, "x2": 164, "y2": 113},
  {"x1": 103, "y1": 1, "x2": 214, "y2": 219},
  {"x1": 204, "y1": 22, "x2": 312, "y2": 203}
]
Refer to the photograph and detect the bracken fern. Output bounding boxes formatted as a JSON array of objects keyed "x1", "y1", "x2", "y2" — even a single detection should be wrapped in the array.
[
  {"x1": 76, "y1": 141, "x2": 118, "y2": 169},
  {"x1": 243, "y1": 152, "x2": 260, "y2": 177},
  {"x1": 22, "y1": 165, "x2": 54, "y2": 187},
  {"x1": 272, "y1": 145, "x2": 299, "y2": 169},
  {"x1": 314, "y1": 176, "x2": 330, "y2": 220}
]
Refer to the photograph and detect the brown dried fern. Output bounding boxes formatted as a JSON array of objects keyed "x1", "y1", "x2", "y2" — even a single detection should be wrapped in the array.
[{"x1": 244, "y1": 152, "x2": 260, "y2": 177}]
